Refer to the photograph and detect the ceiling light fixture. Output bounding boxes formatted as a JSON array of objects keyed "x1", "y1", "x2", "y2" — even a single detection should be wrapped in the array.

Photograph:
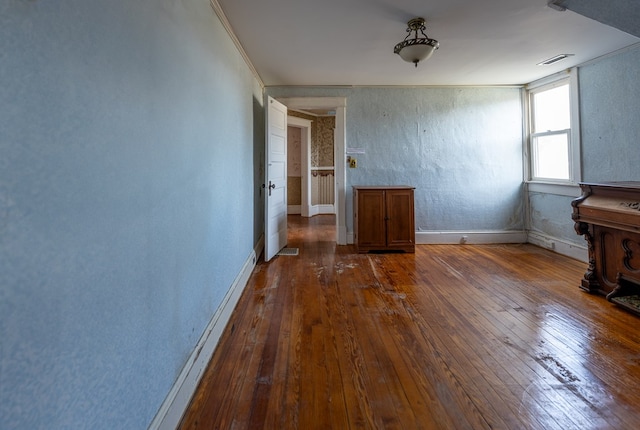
[{"x1": 394, "y1": 18, "x2": 439, "y2": 67}]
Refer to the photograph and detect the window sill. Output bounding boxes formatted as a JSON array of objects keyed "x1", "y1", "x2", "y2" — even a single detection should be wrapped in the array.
[{"x1": 526, "y1": 181, "x2": 582, "y2": 197}]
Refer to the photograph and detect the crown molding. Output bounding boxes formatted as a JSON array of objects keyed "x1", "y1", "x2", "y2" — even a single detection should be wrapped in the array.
[{"x1": 209, "y1": 0, "x2": 264, "y2": 89}]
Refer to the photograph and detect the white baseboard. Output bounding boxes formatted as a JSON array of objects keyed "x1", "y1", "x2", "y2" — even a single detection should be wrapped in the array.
[
  {"x1": 527, "y1": 231, "x2": 587, "y2": 262},
  {"x1": 292, "y1": 205, "x2": 334, "y2": 217},
  {"x1": 416, "y1": 230, "x2": 527, "y2": 245},
  {"x1": 309, "y1": 204, "x2": 335, "y2": 216},
  {"x1": 316, "y1": 204, "x2": 335, "y2": 214},
  {"x1": 349, "y1": 229, "x2": 586, "y2": 262},
  {"x1": 346, "y1": 231, "x2": 354, "y2": 245},
  {"x1": 349, "y1": 230, "x2": 527, "y2": 246},
  {"x1": 149, "y1": 243, "x2": 260, "y2": 430}
]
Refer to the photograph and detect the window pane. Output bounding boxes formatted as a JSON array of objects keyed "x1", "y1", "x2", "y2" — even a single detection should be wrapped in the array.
[
  {"x1": 533, "y1": 133, "x2": 569, "y2": 180},
  {"x1": 533, "y1": 84, "x2": 570, "y2": 132}
]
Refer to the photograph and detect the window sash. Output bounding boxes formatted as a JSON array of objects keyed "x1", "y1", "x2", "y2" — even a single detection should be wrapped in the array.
[
  {"x1": 530, "y1": 84, "x2": 570, "y2": 133},
  {"x1": 531, "y1": 130, "x2": 571, "y2": 181}
]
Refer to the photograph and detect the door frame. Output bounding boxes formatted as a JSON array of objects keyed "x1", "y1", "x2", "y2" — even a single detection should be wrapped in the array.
[
  {"x1": 287, "y1": 116, "x2": 312, "y2": 217},
  {"x1": 277, "y1": 97, "x2": 347, "y2": 245}
]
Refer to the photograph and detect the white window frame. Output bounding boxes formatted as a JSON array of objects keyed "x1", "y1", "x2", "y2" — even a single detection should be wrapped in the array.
[{"x1": 525, "y1": 68, "x2": 581, "y2": 197}]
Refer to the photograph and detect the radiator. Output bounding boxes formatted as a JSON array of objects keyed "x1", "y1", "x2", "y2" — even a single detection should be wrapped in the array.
[{"x1": 311, "y1": 171, "x2": 334, "y2": 205}]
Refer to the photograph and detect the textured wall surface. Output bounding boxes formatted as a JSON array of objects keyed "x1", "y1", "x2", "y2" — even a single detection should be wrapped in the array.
[
  {"x1": 0, "y1": 1, "x2": 262, "y2": 428},
  {"x1": 580, "y1": 46, "x2": 640, "y2": 183},
  {"x1": 268, "y1": 86, "x2": 524, "y2": 233},
  {"x1": 528, "y1": 193, "x2": 582, "y2": 245}
]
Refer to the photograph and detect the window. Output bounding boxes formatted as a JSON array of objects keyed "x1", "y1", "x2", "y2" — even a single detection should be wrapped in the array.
[{"x1": 527, "y1": 70, "x2": 580, "y2": 187}]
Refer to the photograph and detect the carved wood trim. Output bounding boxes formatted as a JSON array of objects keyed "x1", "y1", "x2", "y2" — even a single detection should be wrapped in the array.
[
  {"x1": 574, "y1": 221, "x2": 600, "y2": 293},
  {"x1": 620, "y1": 202, "x2": 640, "y2": 212},
  {"x1": 622, "y1": 238, "x2": 640, "y2": 272}
]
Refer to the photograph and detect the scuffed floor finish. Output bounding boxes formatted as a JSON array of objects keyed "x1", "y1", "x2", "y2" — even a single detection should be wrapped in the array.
[{"x1": 180, "y1": 215, "x2": 640, "y2": 429}]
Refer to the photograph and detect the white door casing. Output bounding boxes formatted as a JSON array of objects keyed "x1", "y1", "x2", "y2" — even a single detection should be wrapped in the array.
[
  {"x1": 287, "y1": 116, "x2": 312, "y2": 217},
  {"x1": 264, "y1": 96, "x2": 288, "y2": 261}
]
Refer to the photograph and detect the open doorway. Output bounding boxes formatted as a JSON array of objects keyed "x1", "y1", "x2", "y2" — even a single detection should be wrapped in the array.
[
  {"x1": 277, "y1": 97, "x2": 347, "y2": 245},
  {"x1": 287, "y1": 112, "x2": 335, "y2": 218}
]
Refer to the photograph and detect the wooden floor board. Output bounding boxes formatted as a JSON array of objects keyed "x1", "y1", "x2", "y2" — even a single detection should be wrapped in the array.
[
  {"x1": 179, "y1": 215, "x2": 640, "y2": 430},
  {"x1": 434, "y1": 246, "x2": 622, "y2": 428}
]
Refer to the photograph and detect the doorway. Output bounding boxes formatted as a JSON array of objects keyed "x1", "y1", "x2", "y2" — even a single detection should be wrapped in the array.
[
  {"x1": 287, "y1": 112, "x2": 336, "y2": 218},
  {"x1": 277, "y1": 97, "x2": 347, "y2": 245}
]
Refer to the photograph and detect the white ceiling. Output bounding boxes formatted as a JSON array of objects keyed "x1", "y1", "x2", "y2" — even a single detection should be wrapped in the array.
[{"x1": 216, "y1": 0, "x2": 639, "y2": 87}]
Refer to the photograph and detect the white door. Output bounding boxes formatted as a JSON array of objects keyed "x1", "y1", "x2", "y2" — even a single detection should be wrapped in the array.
[{"x1": 264, "y1": 96, "x2": 288, "y2": 261}]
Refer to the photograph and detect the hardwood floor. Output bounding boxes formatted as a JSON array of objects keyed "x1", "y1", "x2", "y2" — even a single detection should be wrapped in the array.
[{"x1": 180, "y1": 215, "x2": 640, "y2": 429}]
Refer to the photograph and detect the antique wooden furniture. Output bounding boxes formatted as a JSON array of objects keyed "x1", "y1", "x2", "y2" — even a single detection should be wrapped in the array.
[
  {"x1": 572, "y1": 182, "x2": 640, "y2": 315},
  {"x1": 353, "y1": 186, "x2": 415, "y2": 253}
]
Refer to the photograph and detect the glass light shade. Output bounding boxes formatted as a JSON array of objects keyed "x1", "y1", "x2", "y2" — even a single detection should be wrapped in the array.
[
  {"x1": 397, "y1": 44, "x2": 436, "y2": 64},
  {"x1": 393, "y1": 18, "x2": 439, "y2": 67}
]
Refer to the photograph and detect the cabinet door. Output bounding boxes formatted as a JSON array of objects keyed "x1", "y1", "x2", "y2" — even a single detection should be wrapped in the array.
[
  {"x1": 357, "y1": 190, "x2": 387, "y2": 248},
  {"x1": 385, "y1": 189, "x2": 415, "y2": 248}
]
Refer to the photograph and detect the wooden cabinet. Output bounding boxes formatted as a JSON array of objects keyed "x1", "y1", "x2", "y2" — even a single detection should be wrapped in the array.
[{"x1": 353, "y1": 186, "x2": 415, "y2": 253}]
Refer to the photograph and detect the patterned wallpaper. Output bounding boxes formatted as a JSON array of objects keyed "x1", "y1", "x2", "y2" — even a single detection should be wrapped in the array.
[
  {"x1": 287, "y1": 126, "x2": 301, "y2": 176},
  {"x1": 287, "y1": 177, "x2": 301, "y2": 205},
  {"x1": 287, "y1": 126, "x2": 302, "y2": 205},
  {"x1": 314, "y1": 116, "x2": 335, "y2": 167}
]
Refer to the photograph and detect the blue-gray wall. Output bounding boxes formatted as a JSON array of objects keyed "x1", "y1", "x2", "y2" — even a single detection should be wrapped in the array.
[
  {"x1": 0, "y1": 1, "x2": 263, "y2": 428},
  {"x1": 528, "y1": 192, "x2": 581, "y2": 244},
  {"x1": 267, "y1": 86, "x2": 524, "y2": 234},
  {"x1": 581, "y1": 47, "x2": 640, "y2": 181},
  {"x1": 528, "y1": 45, "x2": 640, "y2": 246}
]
